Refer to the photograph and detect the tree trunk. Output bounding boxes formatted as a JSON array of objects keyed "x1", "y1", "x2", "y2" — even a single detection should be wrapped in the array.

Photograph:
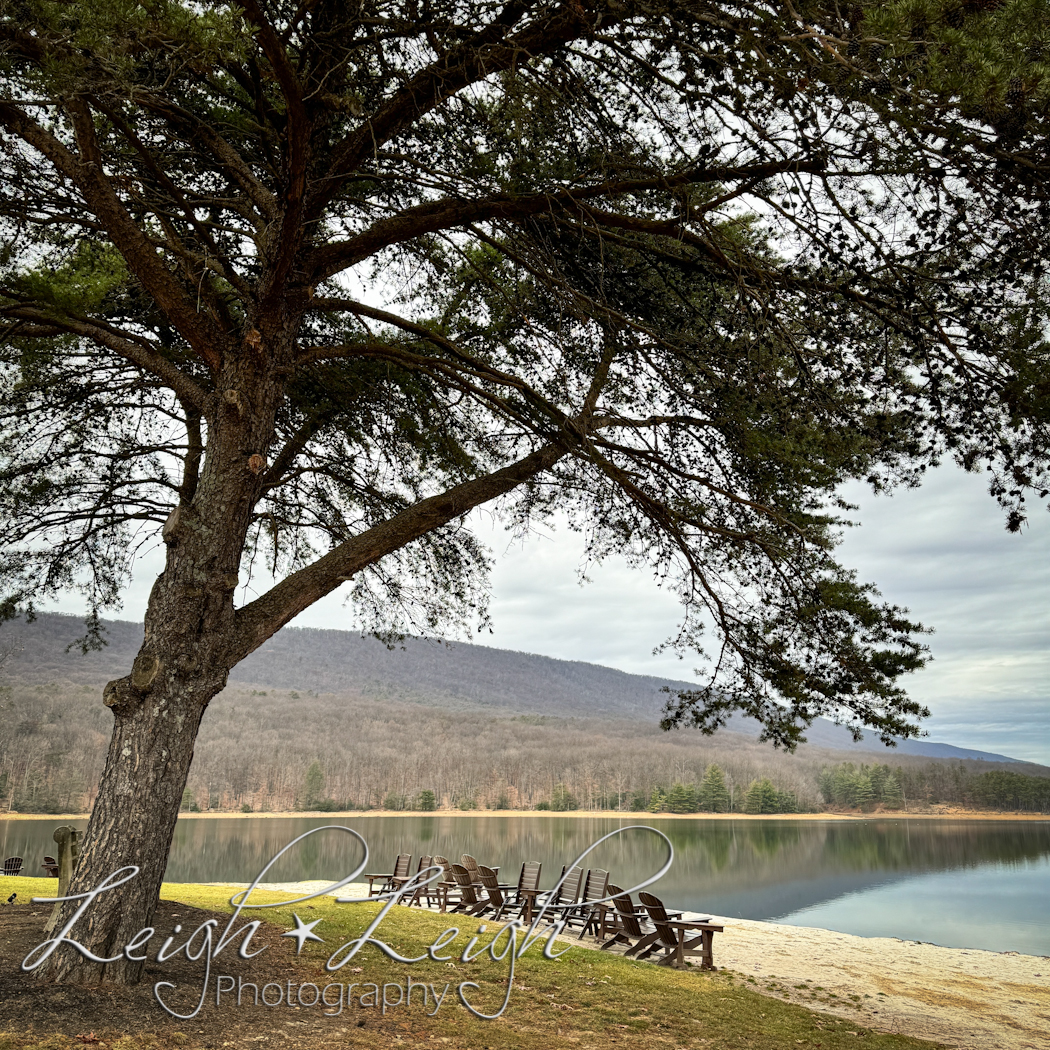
[{"x1": 42, "y1": 665, "x2": 223, "y2": 983}]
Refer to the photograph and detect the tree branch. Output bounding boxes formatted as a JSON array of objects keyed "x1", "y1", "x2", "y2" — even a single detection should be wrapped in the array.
[
  {"x1": 0, "y1": 99, "x2": 226, "y2": 373},
  {"x1": 306, "y1": 0, "x2": 590, "y2": 217},
  {"x1": 0, "y1": 305, "x2": 211, "y2": 410},
  {"x1": 308, "y1": 158, "x2": 829, "y2": 279},
  {"x1": 231, "y1": 442, "x2": 568, "y2": 660}
]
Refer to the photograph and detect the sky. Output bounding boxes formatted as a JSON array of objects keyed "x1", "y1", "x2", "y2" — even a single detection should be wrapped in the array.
[{"x1": 43, "y1": 462, "x2": 1050, "y2": 765}]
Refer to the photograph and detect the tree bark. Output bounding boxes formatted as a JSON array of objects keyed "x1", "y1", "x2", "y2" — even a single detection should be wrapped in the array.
[{"x1": 42, "y1": 669, "x2": 220, "y2": 983}]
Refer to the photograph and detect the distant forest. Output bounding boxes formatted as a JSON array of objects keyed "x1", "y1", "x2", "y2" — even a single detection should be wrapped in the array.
[{"x1": 2, "y1": 614, "x2": 1048, "y2": 816}]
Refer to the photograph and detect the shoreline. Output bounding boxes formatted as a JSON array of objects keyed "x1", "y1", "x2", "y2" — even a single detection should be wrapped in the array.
[
  {"x1": 5, "y1": 808, "x2": 1049, "y2": 821},
  {"x1": 185, "y1": 878, "x2": 1050, "y2": 1049}
]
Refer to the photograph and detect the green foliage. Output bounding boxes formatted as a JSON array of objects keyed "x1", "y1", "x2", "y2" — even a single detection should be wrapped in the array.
[
  {"x1": 970, "y1": 769, "x2": 1050, "y2": 811},
  {"x1": 550, "y1": 783, "x2": 578, "y2": 812},
  {"x1": 383, "y1": 792, "x2": 408, "y2": 812},
  {"x1": 417, "y1": 789, "x2": 436, "y2": 812},
  {"x1": 457, "y1": 796, "x2": 477, "y2": 811},
  {"x1": 666, "y1": 782, "x2": 698, "y2": 813},
  {"x1": 180, "y1": 787, "x2": 200, "y2": 813},
  {"x1": 698, "y1": 765, "x2": 731, "y2": 813},
  {"x1": 819, "y1": 761, "x2": 1050, "y2": 812},
  {"x1": 744, "y1": 778, "x2": 782, "y2": 815}
]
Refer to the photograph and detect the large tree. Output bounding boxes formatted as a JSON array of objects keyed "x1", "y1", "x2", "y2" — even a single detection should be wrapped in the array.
[{"x1": 1, "y1": 0, "x2": 1047, "y2": 983}]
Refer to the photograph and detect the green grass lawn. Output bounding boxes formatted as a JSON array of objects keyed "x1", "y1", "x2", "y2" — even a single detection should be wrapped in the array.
[{"x1": 1, "y1": 877, "x2": 943, "y2": 1050}]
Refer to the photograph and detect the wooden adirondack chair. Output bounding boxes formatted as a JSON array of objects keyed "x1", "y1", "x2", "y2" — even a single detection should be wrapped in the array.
[
  {"x1": 41, "y1": 856, "x2": 59, "y2": 878},
  {"x1": 513, "y1": 860, "x2": 543, "y2": 923},
  {"x1": 431, "y1": 856, "x2": 458, "y2": 912},
  {"x1": 540, "y1": 864, "x2": 583, "y2": 914},
  {"x1": 475, "y1": 865, "x2": 510, "y2": 920},
  {"x1": 599, "y1": 884, "x2": 663, "y2": 956},
  {"x1": 448, "y1": 863, "x2": 484, "y2": 914},
  {"x1": 562, "y1": 868, "x2": 610, "y2": 938},
  {"x1": 404, "y1": 854, "x2": 435, "y2": 906},
  {"x1": 2, "y1": 857, "x2": 23, "y2": 877},
  {"x1": 365, "y1": 852, "x2": 412, "y2": 897},
  {"x1": 638, "y1": 891, "x2": 724, "y2": 969}
]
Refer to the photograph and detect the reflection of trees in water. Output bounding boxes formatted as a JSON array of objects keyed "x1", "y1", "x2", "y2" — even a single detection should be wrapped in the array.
[
  {"x1": 7, "y1": 816, "x2": 1048, "y2": 901},
  {"x1": 821, "y1": 821, "x2": 1050, "y2": 873},
  {"x1": 745, "y1": 822, "x2": 802, "y2": 856}
]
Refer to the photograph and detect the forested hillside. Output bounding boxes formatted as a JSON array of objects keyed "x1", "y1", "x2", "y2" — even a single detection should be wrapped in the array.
[{"x1": 2, "y1": 614, "x2": 1045, "y2": 815}]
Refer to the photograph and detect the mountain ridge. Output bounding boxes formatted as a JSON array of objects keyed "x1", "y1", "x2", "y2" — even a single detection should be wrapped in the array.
[{"x1": 1, "y1": 612, "x2": 1025, "y2": 766}]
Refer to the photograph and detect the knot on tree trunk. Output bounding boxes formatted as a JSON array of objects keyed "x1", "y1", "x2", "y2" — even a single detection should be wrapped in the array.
[{"x1": 103, "y1": 676, "x2": 139, "y2": 714}]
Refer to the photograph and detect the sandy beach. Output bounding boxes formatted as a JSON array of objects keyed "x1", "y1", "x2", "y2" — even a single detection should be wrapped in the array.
[{"x1": 200, "y1": 879, "x2": 1050, "y2": 1050}]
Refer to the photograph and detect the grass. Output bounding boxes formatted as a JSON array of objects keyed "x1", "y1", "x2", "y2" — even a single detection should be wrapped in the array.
[{"x1": 2, "y1": 877, "x2": 944, "y2": 1049}]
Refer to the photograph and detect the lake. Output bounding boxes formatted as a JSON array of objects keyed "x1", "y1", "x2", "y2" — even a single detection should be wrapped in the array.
[{"x1": 3, "y1": 815, "x2": 1048, "y2": 956}]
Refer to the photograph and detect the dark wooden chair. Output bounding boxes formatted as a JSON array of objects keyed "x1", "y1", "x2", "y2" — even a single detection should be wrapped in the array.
[
  {"x1": 448, "y1": 863, "x2": 484, "y2": 914},
  {"x1": 2, "y1": 857, "x2": 23, "y2": 877},
  {"x1": 540, "y1": 864, "x2": 583, "y2": 912},
  {"x1": 41, "y1": 856, "x2": 60, "y2": 878},
  {"x1": 431, "y1": 855, "x2": 459, "y2": 912},
  {"x1": 638, "y1": 891, "x2": 724, "y2": 969},
  {"x1": 364, "y1": 852, "x2": 412, "y2": 897},
  {"x1": 461, "y1": 854, "x2": 500, "y2": 885},
  {"x1": 475, "y1": 864, "x2": 510, "y2": 920},
  {"x1": 599, "y1": 884, "x2": 663, "y2": 957},
  {"x1": 403, "y1": 854, "x2": 435, "y2": 906},
  {"x1": 512, "y1": 860, "x2": 543, "y2": 922},
  {"x1": 562, "y1": 867, "x2": 610, "y2": 938}
]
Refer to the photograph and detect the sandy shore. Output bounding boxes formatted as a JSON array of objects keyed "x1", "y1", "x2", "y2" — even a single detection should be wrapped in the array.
[
  {"x1": 703, "y1": 915, "x2": 1049, "y2": 1050},
  {"x1": 197, "y1": 880, "x2": 1050, "y2": 1049}
]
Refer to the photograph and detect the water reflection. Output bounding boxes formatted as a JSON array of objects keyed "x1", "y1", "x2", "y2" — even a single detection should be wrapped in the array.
[{"x1": 3, "y1": 816, "x2": 1048, "y2": 954}]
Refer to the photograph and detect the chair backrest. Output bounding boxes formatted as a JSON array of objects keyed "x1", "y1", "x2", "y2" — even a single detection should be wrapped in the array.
[
  {"x1": 555, "y1": 865, "x2": 583, "y2": 905},
  {"x1": 477, "y1": 865, "x2": 504, "y2": 906},
  {"x1": 638, "y1": 891, "x2": 678, "y2": 949},
  {"x1": 517, "y1": 860, "x2": 542, "y2": 892},
  {"x1": 2, "y1": 857, "x2": 23, "y2": 876},
  {"x1": 461, "y1": 854, "x2": 481, "y2": 880},
  {"x1": 582, "y1": 868, "x2": 609, "y2": 902},
  {"x1": 393, "y1": 853, "x2": 412, "y2": 878},
  {"x1": 416, "y1": 854, "x2": 433, "y2": 873},
  {"x1": 43, "y1": 855, "x2": 57, "y2": 865},
  {"x1": 607, "y1": 883, "x2": 646, "y2": 939},
  {"x1": 450, "y1": 863, "x2": 479, "y2": 904}
]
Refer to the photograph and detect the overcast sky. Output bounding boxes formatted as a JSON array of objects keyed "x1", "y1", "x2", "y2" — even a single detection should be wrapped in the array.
[{"x1": 44, "y1": 462, "x2": 1050, "y2": 765}]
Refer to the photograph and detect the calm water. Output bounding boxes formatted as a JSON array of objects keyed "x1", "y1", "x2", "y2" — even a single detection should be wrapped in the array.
[{"x1": 3, "y1": 815, "x2": 1048, "y2": 956}]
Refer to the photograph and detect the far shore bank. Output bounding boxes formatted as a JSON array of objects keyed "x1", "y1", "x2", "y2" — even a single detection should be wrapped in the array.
[{"x1": 4, "y1": 807, "x2": 1049, "y2": 821}]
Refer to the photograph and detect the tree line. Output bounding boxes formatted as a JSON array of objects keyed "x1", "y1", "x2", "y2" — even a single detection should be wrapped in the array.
[
  {"x1": 818, "y1": 763, "x2": 1050, "y2": 813},
  {"x1": 5, "y1": 675, "x2": 1048, "y2": 818}
]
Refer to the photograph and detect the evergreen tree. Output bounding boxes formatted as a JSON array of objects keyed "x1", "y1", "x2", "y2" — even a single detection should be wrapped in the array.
[
  {"x1": 303, "y1": 761, "x2": 325, "y2": 809},
  {"x1": 417, "y1": 789, "x2": 437, "y2": 812},
  {"x1": 5, "y1": 0, "x2": 1048, "y2": 986},
  {"x1": 853, "y1": 774, "x2": 876, "y2": 812},
  {"x1": 699, "y1": 764, "x2": 732, "y2": 813},
  {"x1": 882, "y1": 774, "x2": 904, "y2": 810},
  {"x1": 667, "y1": 782, "x2": 697, "y2": 813},
  {"x1": 648, "y1": 787, "x2": 668, "y2": 814},
  {"x1": 551, "y1": 783, "x2": 578, "y2": 812},
  {"x1": 744, "y1": 778, "x2": 780, "y2": 815}
]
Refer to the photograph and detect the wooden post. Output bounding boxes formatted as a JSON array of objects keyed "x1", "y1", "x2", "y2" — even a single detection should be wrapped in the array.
[{"x1": 45, "y1": 826, "x2": 81, "y2": 934}]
